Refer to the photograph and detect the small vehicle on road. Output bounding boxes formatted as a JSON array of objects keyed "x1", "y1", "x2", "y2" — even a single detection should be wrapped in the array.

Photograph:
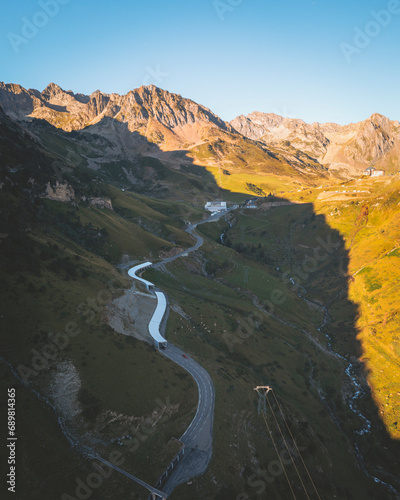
[{"x1": 182, "y1": 354, "x2": 188, "y2": 358}]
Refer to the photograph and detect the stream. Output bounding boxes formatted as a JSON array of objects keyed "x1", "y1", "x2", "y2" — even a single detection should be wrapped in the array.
[{"x1": 219, "y1": 225, "x2": 400, "y2": 497}]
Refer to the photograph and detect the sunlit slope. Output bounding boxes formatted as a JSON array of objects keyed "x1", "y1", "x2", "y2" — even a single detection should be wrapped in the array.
[
  {"x1": 313, "y1": 177, "x2": 400, "y2": 438},
  {"x1": 158, "y1": 202, "x2": 399, "y2": 498},
  {"x1": 188, "y1": 128, "x2": 327, "y2": 195}
]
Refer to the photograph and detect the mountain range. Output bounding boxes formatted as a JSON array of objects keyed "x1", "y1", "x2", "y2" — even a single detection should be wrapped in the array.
[
  {"x1": 231, "y1": 111, "x2": 400, "y2": 177},
  {"x1": 1, "y1": 82, "x2": 399, "y2": 194}
]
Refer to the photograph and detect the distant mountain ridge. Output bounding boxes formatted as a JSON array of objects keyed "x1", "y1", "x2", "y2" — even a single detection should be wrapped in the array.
[{"x1": 230, "y1": 111, "x2": 400, "y2": 175}]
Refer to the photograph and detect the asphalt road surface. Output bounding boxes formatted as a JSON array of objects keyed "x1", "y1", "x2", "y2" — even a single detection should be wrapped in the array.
[
  {"x1": 160, "y1": 344, "x2": 215, "y2": 495},
  {"x1": 152, "y1": 210, "x2": 230, "y2": 495},
  {"x1": 153, "y1": 210, "x2": 229, "y2": 268}
]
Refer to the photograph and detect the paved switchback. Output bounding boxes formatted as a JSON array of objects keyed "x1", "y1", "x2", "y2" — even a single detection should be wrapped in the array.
[
  {"x1": 143, "y1": 210, "x2": 229, "y2": 495},
  {"x1": 160, "y1": 344, "x2": 215, "y2": 495}
]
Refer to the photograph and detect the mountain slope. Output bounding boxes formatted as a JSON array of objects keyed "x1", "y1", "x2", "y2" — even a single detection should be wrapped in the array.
[
  {"x1": 0, "y1": 108, "x2": 204, "y2": 497},
  {"x1": 0, "y1": 83, "x2": 328, "y2": 194},
  {"x1": 1, "y1": 86, "x2": 400, "y2": 499},
  {"x1": 231, "y1": 111, "x2": 400, "y2": 176},
  {"x1": 313, "y1": 178, "x2": 400, "y2": 439},
  {"x1": 0, "y1": 81, "x2": 231, "y2": 138}
]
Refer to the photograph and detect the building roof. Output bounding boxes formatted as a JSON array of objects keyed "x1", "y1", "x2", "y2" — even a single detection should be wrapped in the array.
[{"x1": 205, "y1": 201, "x2": 226, "y2": 206}]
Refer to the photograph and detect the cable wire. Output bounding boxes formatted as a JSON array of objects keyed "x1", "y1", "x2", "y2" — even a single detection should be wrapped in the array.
[
  {"x1": 272, "y1": 390, "x2": 322, "y2": 500},
  {"x1": 265, "y1": 392, "x2": 311, "y2": 500},
  {"x1": 260, "y1": 408, "x2": 297, "y2": 500}
]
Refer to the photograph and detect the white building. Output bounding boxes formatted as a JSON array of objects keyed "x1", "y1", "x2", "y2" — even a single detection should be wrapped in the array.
[
  {"x1": 205, "y1": 201, "x2": 227, "y2": 212},
  {"x1": 364, "y1": 167, "x2": 385, "y2": 177}
]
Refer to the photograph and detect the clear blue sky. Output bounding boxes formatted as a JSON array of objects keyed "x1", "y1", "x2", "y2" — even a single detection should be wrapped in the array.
[{"x1": 1, "y1": 0, "x2": 400, "y2": 124}]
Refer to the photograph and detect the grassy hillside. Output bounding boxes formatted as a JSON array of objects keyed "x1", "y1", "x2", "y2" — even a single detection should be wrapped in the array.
[
  {"x1": 28, "y1": 111, "x2": 329, "y2": 202},
  {"x1": 1, "y1": 107, "x2": 399, "y2": 499},
  {"x1": 310, "y1": 177, "x2": 400, "y2": 439},
  {"x1": 0, "y1": 179, "x2": 201, "y2": 497},
  {"x1": 222, "y1": 176, "x2": 400, "y2": 440},
  {"x1": 142, "y1": 199, "x2": 400, "y2": 499},
  {"x1": 187, "y1": 129, "x2": 327, "y2": 196}
]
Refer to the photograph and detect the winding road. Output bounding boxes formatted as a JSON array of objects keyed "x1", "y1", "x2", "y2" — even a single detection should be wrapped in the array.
[
  {"x1": 129, "y1": 210, "x2": 230, "y2": 497},
  {"x1": 159, "y1": 344, "x2": 215, "y2": 495}
]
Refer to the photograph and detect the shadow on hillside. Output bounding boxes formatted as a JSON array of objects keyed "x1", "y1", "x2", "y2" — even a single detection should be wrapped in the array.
[
  {"x1": 220, "y1": 195, "x2": 400, "y2": 486},
  {"x1": 26, "y1": 115, "x2": 400, "y2": 489},
  {"x1": 29, "y1": 116, "x2": 230, "y2": 212}
]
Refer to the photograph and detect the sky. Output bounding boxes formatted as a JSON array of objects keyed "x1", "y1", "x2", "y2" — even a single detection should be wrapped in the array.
[{"x1": 1, "y1": 0, "x2": 400, "y2": 125}]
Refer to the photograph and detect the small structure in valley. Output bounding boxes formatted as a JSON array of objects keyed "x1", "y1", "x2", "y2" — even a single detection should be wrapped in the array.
[
  {"x1": 128, "y1": 262, "x2": 154, "y2": 290},
  {"x1": 364, "y1": 167, "x2": 385, "y2": 177},
  {"x1": 205, "y1": 201, "x2": 227, "y2": 212},
  {"x1": 148, "y1": 292, "x2": 168, "y2": 349},
  {"x1": 244, "y1": 198, "x2": 258, "y2": 209}
]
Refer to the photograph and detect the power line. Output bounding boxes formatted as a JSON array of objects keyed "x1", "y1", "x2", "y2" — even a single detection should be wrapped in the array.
[
  {"x1": 265, "y1": 392, "x2": 311, "y2": 500},
  {"x1": 271, "y1": 390, "x2": 322, "y2": 500},
  {"x1": 255, "y1": 386, "x2": 322, "y2": 500},
  {"x1": 255, "y1": 386, "x2": 297, "y2": 499},
  {"x1": 260, "y1": 405, "x2": 297, "y2": 500}
]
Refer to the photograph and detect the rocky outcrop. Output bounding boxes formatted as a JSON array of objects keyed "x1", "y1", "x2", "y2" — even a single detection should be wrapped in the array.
[
  {"x1": 87, "y1": 91, "x2": 110, "y2": 117},
  {"x1": 89, "y1": 197, "x2": 113, "y2": 210},
  {"x1": 44, "y1": 181, "x2": 75, "y2": 202},
  {"x1": 0, "y1": 82, "x2": 38, "y2": 120},
  {"x1": 43, "y1": 184, "x2": 113, "y2": 209}
]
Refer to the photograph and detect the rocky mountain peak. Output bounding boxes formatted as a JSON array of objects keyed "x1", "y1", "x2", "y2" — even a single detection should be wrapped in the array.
[
  {"x1": 90, "y1": 89, "x2": 106, "y2": 97},
  {"x1": 144, "y1": 84, "x2": 158, "y2": 92},
  {"x1": 0, "y1": 82, "x2": 232, "y2": 134},
  {"x1": 42, "y1": 82, "x2": 64, "y2": 99},
  {"x1": 365, "y1": 113, "x2": 393, "y2": 132},
  {"x1": 0, "y1": 82, "x2": 26, "y2": 95},
  {"x1": 370, "y1": 112, "x2": 385, "y2": 121}
]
